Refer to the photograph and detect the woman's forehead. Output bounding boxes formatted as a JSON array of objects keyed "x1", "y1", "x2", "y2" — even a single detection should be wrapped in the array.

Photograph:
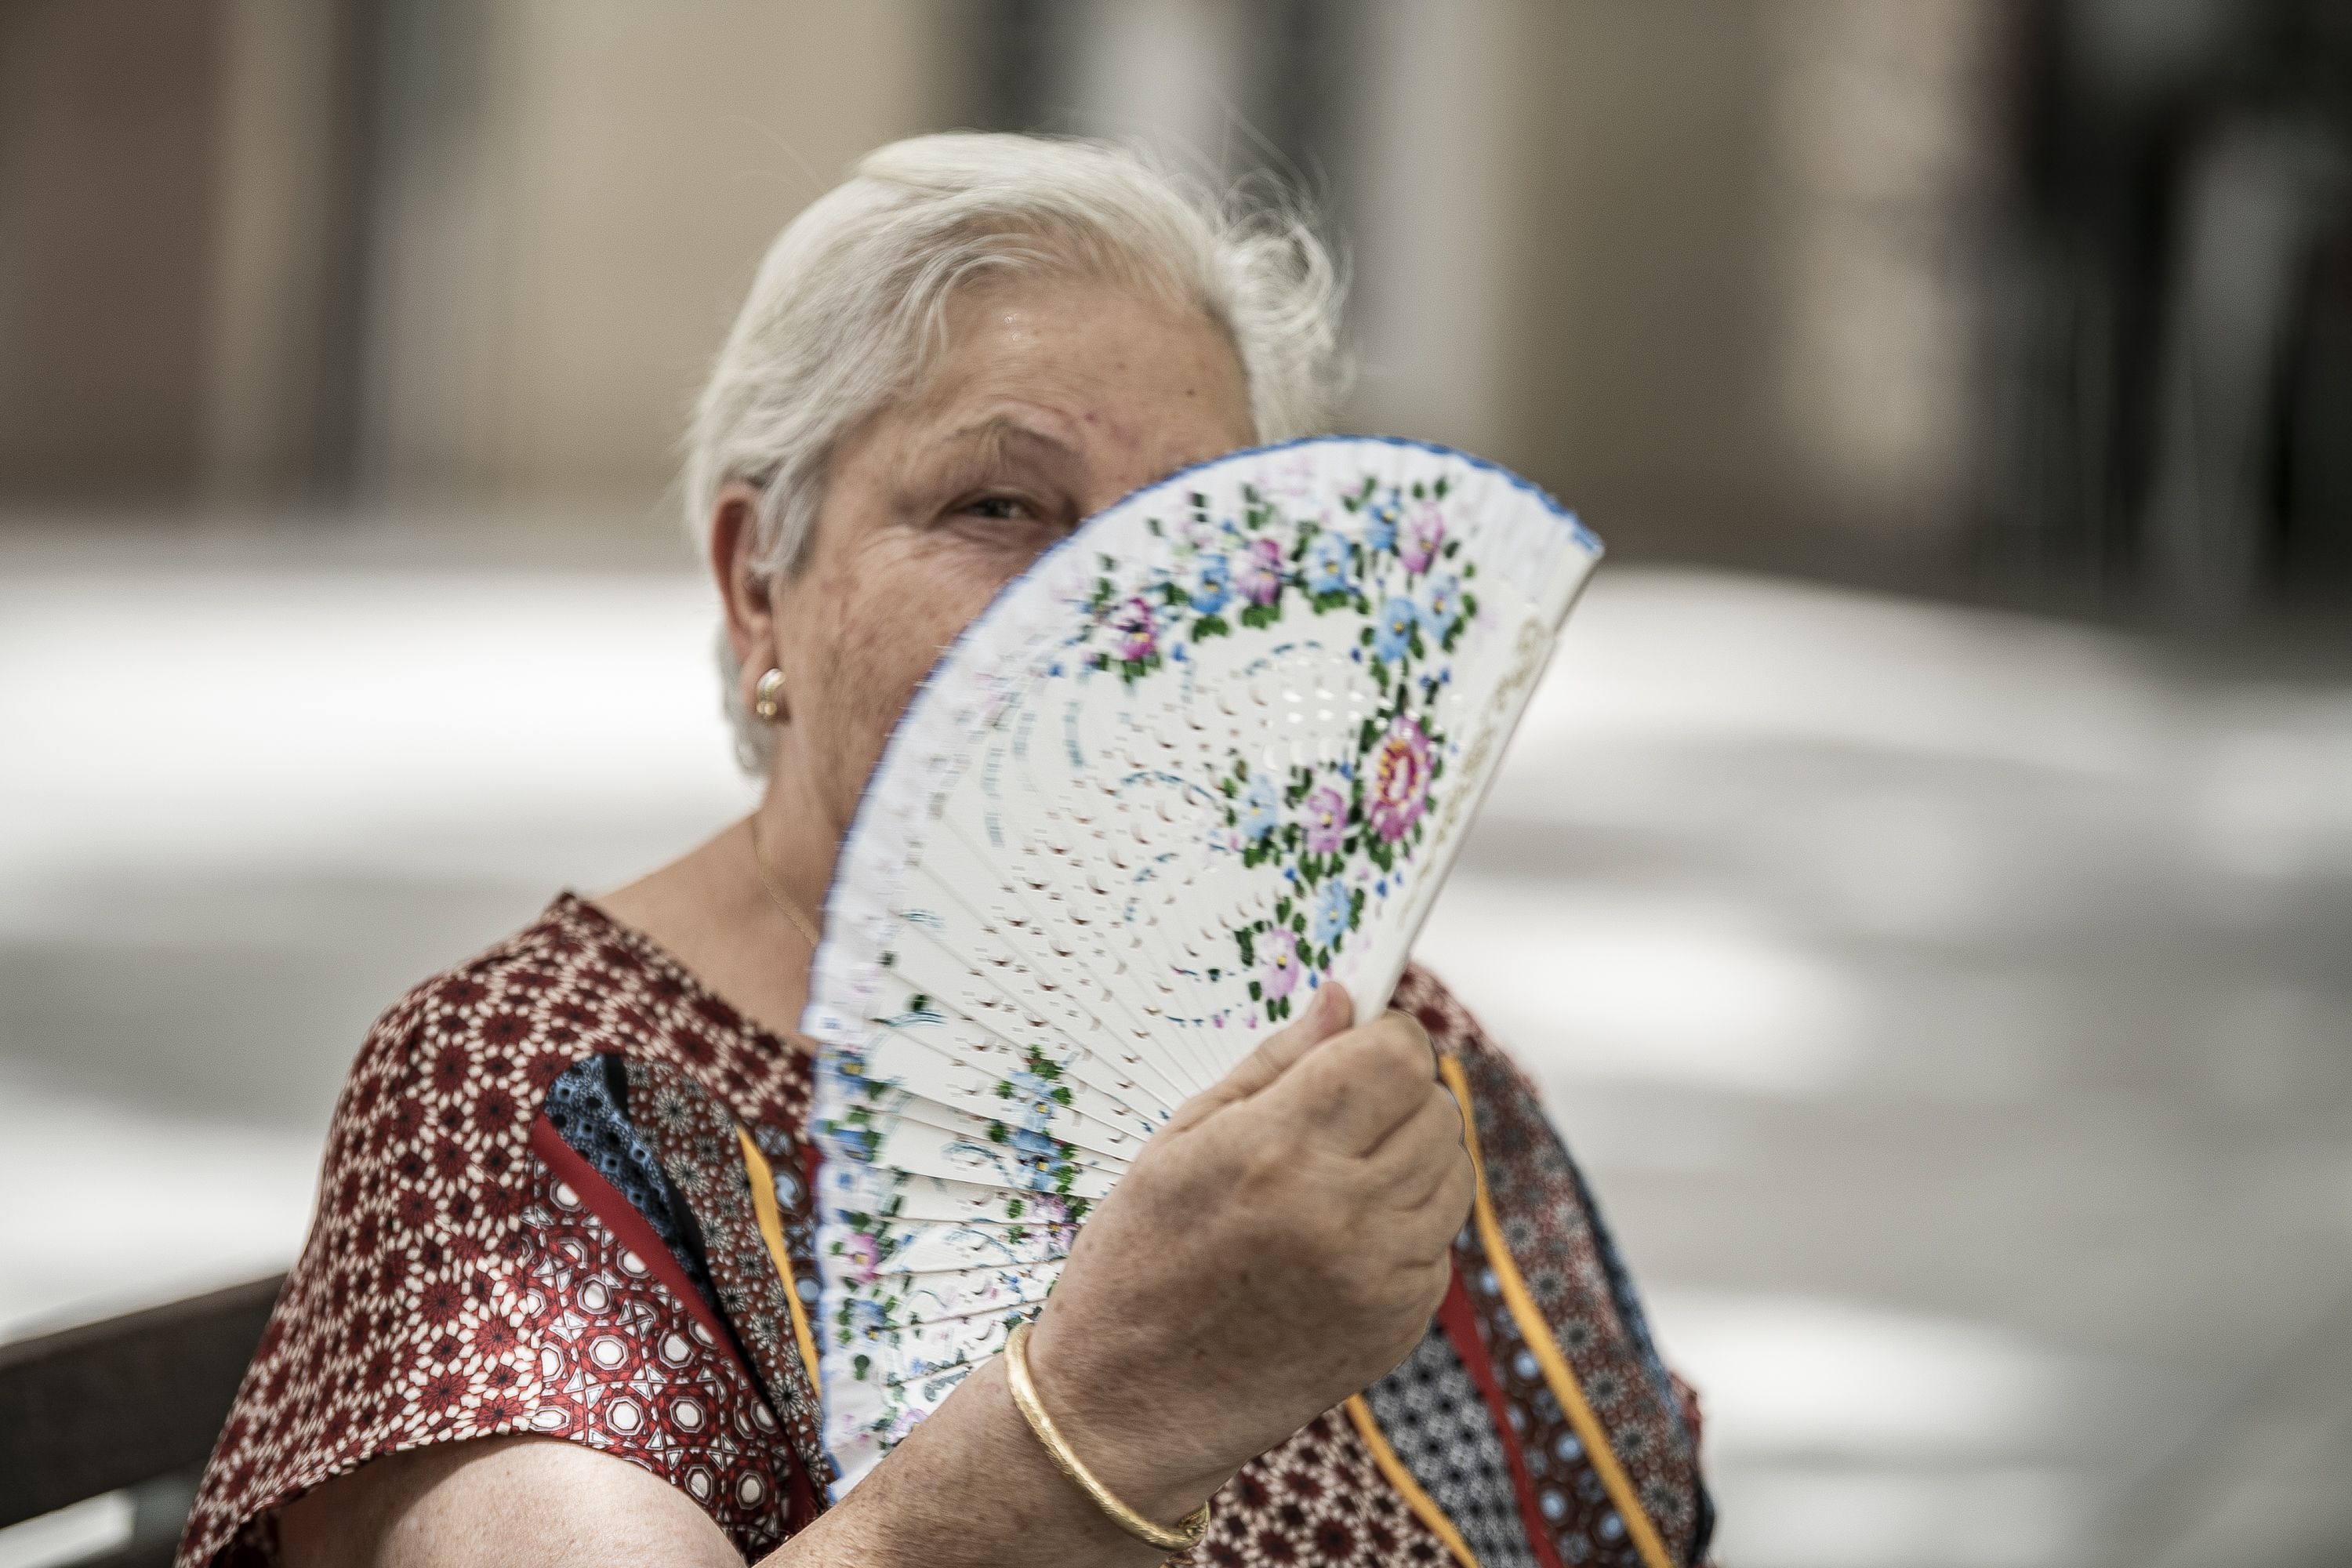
[
  {"x1": 942, "y1": 276, "x2": 1236, "y2": 377},
  {"x1": 902, "y1": 279, "x2": 1250, "y2": 437}
]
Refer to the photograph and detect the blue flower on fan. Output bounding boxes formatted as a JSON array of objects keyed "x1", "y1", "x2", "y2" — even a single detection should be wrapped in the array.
[
  {"x1": 1189, "y1": 553, "x2": 1232, "y2": 613},
  {"x1": 1240, "y1": 774, "x2": 1280, "y2": 841},
  {"x1": 1312, "y1": 879, "x2": 1352, "y2": 946},
  {"x1": 1366, "y1": 492, "x2": 1402, "y2": 553},
  {"x1": 1007, "y1": 1067, "x2": 1058, "y2": 1109},
  {"x1": 1374, "y1": 595, "x2": 1417, "y2": 662},
  {"x1": 1306, "y1": 532, "x2": 1352, "y2": 595},
  {"x1": 1009, "y1": 1126, "x2": 1059, "y2": 1165},
  {"x1": 828, "y1": 1121, "x2": 879, "y2": 1162},
  {"x1": 848, "y1": 1297, "x2": 888, "y2": 1338},
  {"x1": 1419, "y1": 572, "x2": 1464, "y2": 641}
]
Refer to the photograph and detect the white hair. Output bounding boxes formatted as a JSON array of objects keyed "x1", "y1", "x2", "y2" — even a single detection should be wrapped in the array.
[{"x1": 684, "y1": 132, "x2": 1349, "y2": 771}]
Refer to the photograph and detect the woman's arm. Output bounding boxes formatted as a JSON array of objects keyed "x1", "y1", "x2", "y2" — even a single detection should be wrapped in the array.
[
  {"x1": 278, "y1": 1359, "x2": 1174, "y2": 1568},
  {"x1": 279, "y1": 983, "x2": 1472, "y2": 1566}
]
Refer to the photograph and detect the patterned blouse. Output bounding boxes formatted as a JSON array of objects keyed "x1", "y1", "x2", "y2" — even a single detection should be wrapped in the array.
[{"x1": 180, "y1": 894, "x2": 1713, "y2": 1567}]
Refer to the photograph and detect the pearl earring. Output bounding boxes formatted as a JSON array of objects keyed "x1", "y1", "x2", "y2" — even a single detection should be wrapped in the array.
[{"x1": 753, "y1": 667, "x2": 786, "y2": 723}]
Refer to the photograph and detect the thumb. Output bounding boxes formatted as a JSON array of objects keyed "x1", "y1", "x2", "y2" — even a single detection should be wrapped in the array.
[{"x1": 1163, "y1": 983, "x2": 1352, "y2": 1132}]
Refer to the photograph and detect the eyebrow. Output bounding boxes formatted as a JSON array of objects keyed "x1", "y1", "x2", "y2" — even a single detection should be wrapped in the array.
[
  {"x1": 939, "y1": 416, "x2": 1080, "y2": 464},
  {"x1": 887, "y1": 414, "x2": 1087, "y2": 520}
]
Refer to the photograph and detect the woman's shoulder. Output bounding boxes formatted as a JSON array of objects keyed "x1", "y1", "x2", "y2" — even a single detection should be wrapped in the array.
[
  {"x1": 178, "y1": 895, "x2": 818, "y2": 1566},
  {"x1": 351, "y1": 891, "x2": 717, "y2": 1074},
  {"x1": 337, "y1": 892, "x2": 803, "y2": 1134}
]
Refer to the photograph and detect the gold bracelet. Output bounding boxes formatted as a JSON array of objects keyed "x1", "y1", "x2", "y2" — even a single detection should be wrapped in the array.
[{"x1": 1004, "y1": 1319, "x2": 1212, "y2": 1554}]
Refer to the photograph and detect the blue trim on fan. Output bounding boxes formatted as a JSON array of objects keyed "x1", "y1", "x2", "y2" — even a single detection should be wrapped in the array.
[{"x1": 800, "y1": 434, "x2": 1599, "y2": 1497}]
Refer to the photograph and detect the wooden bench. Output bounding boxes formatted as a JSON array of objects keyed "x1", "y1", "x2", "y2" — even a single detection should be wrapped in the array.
[{"x1": 0, "y1": 1276, "x2": 285, "y2": 1568}]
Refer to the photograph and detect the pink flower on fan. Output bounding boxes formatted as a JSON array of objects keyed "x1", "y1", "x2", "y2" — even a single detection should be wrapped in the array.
[
  {"x1": 1109, "y1": 596, "x2": 1158, "y2": 662},
  {"x1": 1368, "y1": 716, "x2": 1433, "y2": 842},
  {"x1": 840, "y1": 1232, "x2": 882, "y2": 1284},
  {"x1": 1232, "y1": 537, "x2": 1284, "y2": 606},
  {"x1": 1400, "y1": 503, "x2": 1446, "y2": 574},
  {"x1": 1265, "y1": 446, "x2": 1319, "y2": 500},
  {"x1": 1303, "y1": 786, "x2": 1347, "y2": 855},
  {"x1": 1261, "y1": 927, "x2": 1301, "y2": 999}
]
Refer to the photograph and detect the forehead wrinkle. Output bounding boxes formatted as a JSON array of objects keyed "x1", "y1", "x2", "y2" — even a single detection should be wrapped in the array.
[{"x1": 940, "y1": 415, "x2": 1080, "y2": 464}]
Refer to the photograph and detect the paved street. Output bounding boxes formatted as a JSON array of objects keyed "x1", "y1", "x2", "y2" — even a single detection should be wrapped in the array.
[{"x1": 2, "y1": 537, "x2": 2346, "y2": 1567}]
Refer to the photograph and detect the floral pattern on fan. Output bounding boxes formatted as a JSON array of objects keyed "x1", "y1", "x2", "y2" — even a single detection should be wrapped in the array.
[
  {"x1": 817, "y1": 1009, "x2": 1097, "y2": 1370},
  {"x1": 805, "y1": 437, "x2": 1602, "y2": 1492},
  {"x1": 1073, "y1": 472, "x2": 1480, "y2": 1021}
]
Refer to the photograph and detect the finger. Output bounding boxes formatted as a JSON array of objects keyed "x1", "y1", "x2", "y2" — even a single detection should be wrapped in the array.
[
  {"x1": 1267, "y1": 1011, "x2": 1438, "y2": 1155},
  {"x1": 1384, "y1": 1007, "x2": 1438, "y2": 1079},
  {"x1": 1368, "y1": 1087, "x2": 1472, "y2": 1200},
  {"x1": 1380, "y1": 1150, "x2": 1475, "y2": 1281},
  {"x1": 1378, "y1": 1252, "x2": 1457, "y2": 1358},
  {"x1": 1402, "y1": 1144, "x2": 1477, "y2": 1241},
  {"x1": 1166, "y1": 982, "x2": 1352, "y2": 1131}
]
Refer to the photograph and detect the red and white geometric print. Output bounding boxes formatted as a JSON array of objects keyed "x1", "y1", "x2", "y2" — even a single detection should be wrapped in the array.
[
  {"x1": 517, "y1": 1167, "x2": 793, "y2": 1557},
  {"x1": 180, "y1": 895, "x2": 814, "y2": 1567},
  {"x1": 1180, "y1": 1411, "x2": 1457, "y2": 1568}
]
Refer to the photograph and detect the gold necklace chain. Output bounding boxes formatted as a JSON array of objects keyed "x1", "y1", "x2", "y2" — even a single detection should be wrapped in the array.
[{"x1": 745, "y1": 813, "x2": 823, "y2": 950}]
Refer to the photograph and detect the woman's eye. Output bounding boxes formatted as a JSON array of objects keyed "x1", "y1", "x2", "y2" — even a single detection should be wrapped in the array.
[{"x1": 961, "y1": 494, "x2": 1028, "y2": 521}]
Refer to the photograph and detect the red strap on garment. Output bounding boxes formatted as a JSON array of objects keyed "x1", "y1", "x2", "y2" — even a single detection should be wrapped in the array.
[{"x1": 1436, "y1": 1261, "x2": 1571, "y2": 1568}]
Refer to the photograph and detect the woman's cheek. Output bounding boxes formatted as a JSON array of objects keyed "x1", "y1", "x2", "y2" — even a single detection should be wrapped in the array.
[
  {"x1": 829, "y1": 529, "x2": 1042, "y2": 739},
  {"x1": 862, "y1": 561, "x2": 989, "y2": 714},
  {"x1": 918, "y1": 536, "x2": 1040, "y2": 642}
]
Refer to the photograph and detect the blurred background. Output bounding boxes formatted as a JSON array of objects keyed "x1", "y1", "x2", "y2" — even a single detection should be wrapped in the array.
[{"x1": 2, "y1": 2, "x2": 2348, "y2": 1566}]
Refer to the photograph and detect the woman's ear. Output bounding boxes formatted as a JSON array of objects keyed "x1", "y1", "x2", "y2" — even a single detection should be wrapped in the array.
[{"x1": 710, "y1": 481, "x2": 776, "y2": 709}]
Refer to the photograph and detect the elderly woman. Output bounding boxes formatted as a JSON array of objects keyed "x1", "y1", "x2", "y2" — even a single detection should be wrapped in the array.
[{"x1": 181, "y1": 135, "x2": 1711, "y2": 1568}]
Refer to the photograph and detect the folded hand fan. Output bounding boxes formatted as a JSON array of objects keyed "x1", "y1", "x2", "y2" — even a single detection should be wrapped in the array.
[{"x1": 804, "y1": 436, "x2": 1601, "y2": 1490}]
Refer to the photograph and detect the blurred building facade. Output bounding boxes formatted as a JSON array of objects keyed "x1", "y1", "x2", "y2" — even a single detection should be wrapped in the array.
[
  {"x1": 0, "y1": 0, "x2": 949, "y2": 518},
  {"x1": 2, "y1": 0, "x2": 2347, "y2": 611}
]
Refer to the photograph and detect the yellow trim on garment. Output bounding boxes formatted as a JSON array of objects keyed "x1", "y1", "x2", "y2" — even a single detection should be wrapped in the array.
[
  {"x1": 1345, "y1": 1393, "x2": 1479, "y2": 1567},
  {"x1": 735, "y1": 1127, "x2": 824, "y2": 1391},
  {"x1": 1439, "y1": 1055, "x2": 1675, "y2": 1568}
]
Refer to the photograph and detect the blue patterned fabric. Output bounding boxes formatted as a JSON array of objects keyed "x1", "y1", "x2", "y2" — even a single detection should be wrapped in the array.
[
  {"x1": 542, "y1": 1053, "x2": 724, "y2": 1319},
  {"x1": 1364, "y1": 1323, "x2": 1543, "y2": 1568}
]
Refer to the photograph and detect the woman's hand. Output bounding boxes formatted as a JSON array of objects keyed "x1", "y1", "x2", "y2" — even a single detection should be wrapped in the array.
[
  {"x1": 1018, "y1": 982, "x2": 1477, "y2": 1524},
  {"x1": 793, "y1": 979, "x2": 1473, "y2": 1566}
]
